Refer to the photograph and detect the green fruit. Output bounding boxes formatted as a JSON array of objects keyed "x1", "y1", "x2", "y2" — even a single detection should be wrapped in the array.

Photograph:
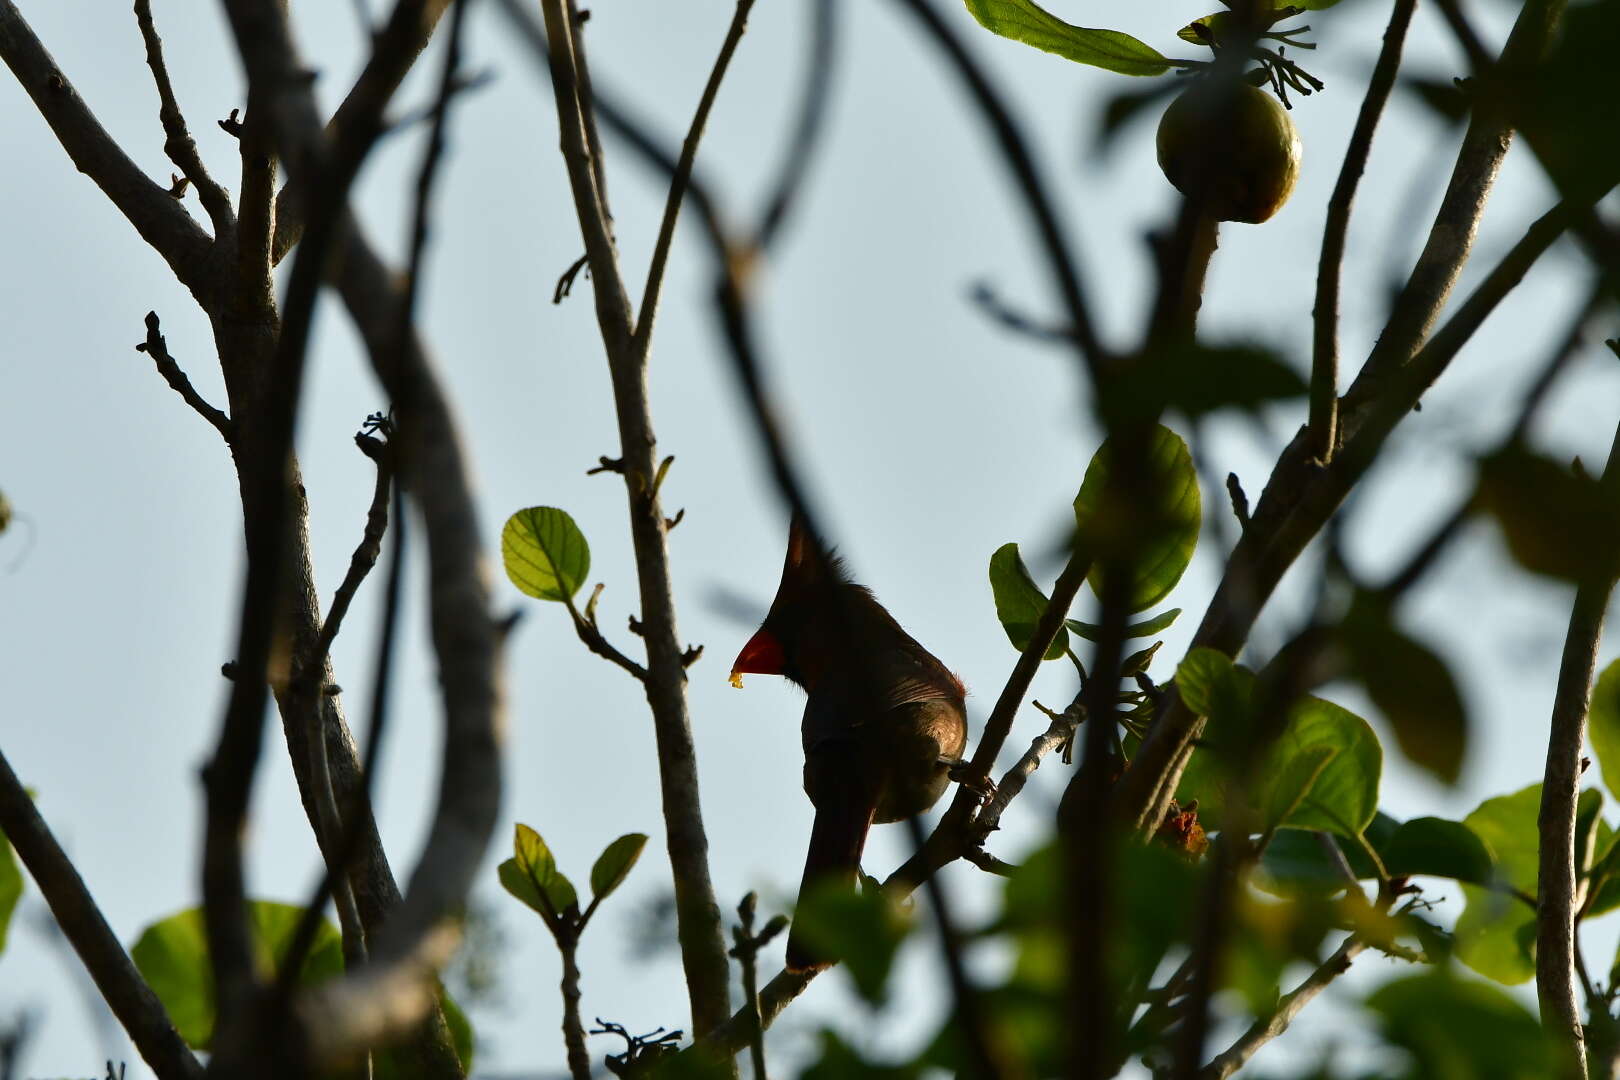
[{"x1": 1156, "y1": 80, "x2": 1302, "y2": 224}]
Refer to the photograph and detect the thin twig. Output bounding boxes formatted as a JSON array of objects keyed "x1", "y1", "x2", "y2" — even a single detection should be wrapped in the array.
[
  {"x1": 283, "y1": 430, "x2": 396, "y2": 978},
  {"x1": 906, "y1": 814, "x2": 1010, "y2": 1080},
  {"x1": 728, "y1": 894, "x2": 787, "y2": 1080},
  {"x1": 753, "y1": 0, "x2": 840, "y2": 252},
  {"x1": 888, "y1": 0, "x2": 1108, "y2": 379},
  {"x1": 1198, "y1": 937, "x2": 1366, "y2": 1079},
  {"x1": 1376, "y1": 281, "x2": 1606, "y2": 600},
  {"x1": 132, "y1": 0, "x2": 234, "y2": 234},
  {"x1": 399, "y1": 0, "x2": 473, "y2": 336},
  {"x1": 0, "y1": 2, "x2": 215, "y2": 288},
  {"x1": 972, "y1": 701, "x2": 1080, "y2": 840},
  {"x1": 1310, "y1": 0, "x2": 1416, "y2": 462},
  {"x1": 0, "y1": 750, "x2": 203, "y2": 1080},
  {"x1": 1536, "y1": 418, "x2": 1620, "y2": 1080},
  {"x1": 631, "y1": 0, "x2": 755, "y2": 355},
  {"x1": 134, "y1": 311, "x2": 232, "y2": 438},
  {"x1": 560, "y1": 935, "x2": 591, "y2": 1080},
  {"x1": 269, "y1": 0, "x2": 454, "y2": 264}
]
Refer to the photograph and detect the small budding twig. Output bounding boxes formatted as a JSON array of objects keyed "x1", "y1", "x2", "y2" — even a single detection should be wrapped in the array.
[
  {"x1": 729, "y1": 893, "x2": 788, "y2": 1080},
  {"x1": 1225, "y1": 472, "x2": 1250, "y2": 530},
  {"x1": 134, "y1": 311, "x2": 232, "y2": 439}
]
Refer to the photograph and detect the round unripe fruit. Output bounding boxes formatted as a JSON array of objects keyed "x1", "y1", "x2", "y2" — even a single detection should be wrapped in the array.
[{"x1": 1155, "y1": 80, "x2": 1301, "y2": 224}]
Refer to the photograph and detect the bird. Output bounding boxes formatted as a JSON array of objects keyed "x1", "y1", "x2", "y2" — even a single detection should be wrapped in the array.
[{"x1": 730, "y1": 515, "x2": 969, "y2": 972}]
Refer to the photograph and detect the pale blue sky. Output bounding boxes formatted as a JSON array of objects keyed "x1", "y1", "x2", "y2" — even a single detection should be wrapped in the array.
[{"x1": 2, "y1": 0, "x2": 1616, "y2": 1076}]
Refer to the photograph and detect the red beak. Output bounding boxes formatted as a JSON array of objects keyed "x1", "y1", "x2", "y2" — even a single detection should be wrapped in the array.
[{"x1": 730, "y1": 628, "x2": 785, "y2": 687}]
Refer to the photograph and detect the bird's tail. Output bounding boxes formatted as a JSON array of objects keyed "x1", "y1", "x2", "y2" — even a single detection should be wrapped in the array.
[{"x1": 785, "y1": 794, "x2": 877, "y2": 972}]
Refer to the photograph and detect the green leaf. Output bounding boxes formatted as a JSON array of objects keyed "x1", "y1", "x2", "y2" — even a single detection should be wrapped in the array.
[
  {"x1": 1343, "y1": 811, "x2": 1401, "y2": 879},
  {"x1": 0, "y1": 827, "x2": 20, "y2": 956},
  {"x1": 1074, "y1": 425, "x2": 1201, "y2": 613},
  {"x1": 1476, "y1": 447, "x2": 1620, "y2": 583},
  {"x1": 1589, "y1": 658, "x2": 1620, "y2": 802},
  {"x1": 1174, "y1": 647, "x2": 1235, "y2": 717},
  {"x1": 962, "y1": 0, "x2": 1174, "y2": 76},
  {"x1": 501, "y1": 506, "x2": 591, "y2": 602},
  {"x1": 1172, "y1": 657, "x2": 1378, "y2": 837},
  {"x1": 1261, "y1": 697, "x2": 1382, "y2": 837},
  {"x1": 1577, "y1": 787, "x2": 1604, "y2": 876},
  {"x1": 1520, "y1": 0, "x2": 1620, "y2": 201},
  {"x1": 131, "y1": 902, "x2": 345, "y2": 1049},
  {"x1": 805, "y1": 1030, "x2": 921, "y2": 1080},
  {"x1": 989, "y1": 543, "x2": 1068, "y2": 660},
  {"x1": 1382, "y1": 817, "x2": 1494, "y2": 884},
  {"x1": 1400, "y1": 75, "x2": 1470, "y2": 125},
  {"x1": 1368, "y1": 970, "x2": 1557, "y2": 1077},
  {"x1": 502, "y1": 824, "x2": 579, "y2": 928},
  {"x1": 1065, "y1": 608, "x2": 1180, "y2": 642},
  {"x1": 1254, "y1": 830, "x2": 1354, "y2": 897},
  {"x1": 1094, "y1": 81, "x2": 1182, "y2": 151},
  {"x1": 792, "y1": 881, "x2": 912, "y2": 1006},
  {"x1": 1456, "y1": 784, "x2": 1540, "y2": 984},
  {"x1": 590, "y1": 833, "x2": 648, "y2": 901},
  {"x1": 1177, "y1": 12, "x2": 1233, "y2": 46},
  {"x1": 1111, "y1": 343, "x2": 1307, "y2": 424},
  {"x1": 1342, "y1": 598, "x2": 1469, "y2": 785}
]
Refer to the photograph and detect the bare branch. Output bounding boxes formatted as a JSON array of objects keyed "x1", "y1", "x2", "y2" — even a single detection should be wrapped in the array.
[
  {"x1": 135, "y1": 311, "x2": 232, "y2": 438},
  {"x1": 0, "y1": 0, "x2": 215, "y2": 295},
  {"x1": 270, "y1": 0, "x2": 453, "y2": 264},
  {"x1": 1364, "y1": 0, "x2": 1566, "y2": 381},
  {"x1": 0, "y1": 749, "x2": 204, "y2": 1080},
  {"x1": 1310, "y1": 0, "x2": 1416, "y2": 462},
  {"x1": 905, "y1": 814, "x2": 1012, "y2": 1079},
  {"x1": 888, "y1": 0, "x2": 1108, "y2": 380},
  {"x1": 133, "y1": 0, "x2": 234, "y2": 234},
  {"x1": 972, "y1": 701, "x2": 1079, "y2": 840},
  {"x1": 537, "y1": 0, "x2": 735, "y2": 1038},
  {"x1": 1199, "y1": 937, "x2": 1367, "y2": 1079},
  {"x1": 1537, "y1": 419, "x2": 1620, "y2": 1079},
  {"x1": 566, "y1": 598, "x2": 649, "y2": 681},
  {"x1": 218, "y1": 0, "x2": 501, "y2": 1068},
  {"x1": 752, "y1": 0, "x2": 839, "y2": 252},
  {"x1": 632, "y1": 0, "x2": 755, "y2": 354}
]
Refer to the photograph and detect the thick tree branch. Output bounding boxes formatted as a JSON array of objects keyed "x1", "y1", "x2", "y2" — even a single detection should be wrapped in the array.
[
  {"x1": 0, "y1": 749, "x2": 204, "y2": 1080},
  {"x1": 0, "y1": 0, "x2": 215, "y2": 297},
  {"x1": 133, "y1": 0, "x2": 234, "y2": 235},
  {"x1": 218, "y1": 0, "x2": 500, "y2": 1069},
  {"x1": 1117, "y1": 196, "x2": 1587, "y2": 833},
  {"x1": 1537, "y1": 419, "x2": 1620, "y2": 1079},
  {"x1": 1310, "y1": 0, "x2": 1415, "y2": 462},
  {"x1": 1364, "y1": 0, "x2": 1566, "y2": 381}
]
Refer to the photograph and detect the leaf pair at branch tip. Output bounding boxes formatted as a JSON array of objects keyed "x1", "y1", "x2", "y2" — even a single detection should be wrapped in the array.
[{"x1": 499, "y1": 823, "x2": 648, "y2": 942}]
